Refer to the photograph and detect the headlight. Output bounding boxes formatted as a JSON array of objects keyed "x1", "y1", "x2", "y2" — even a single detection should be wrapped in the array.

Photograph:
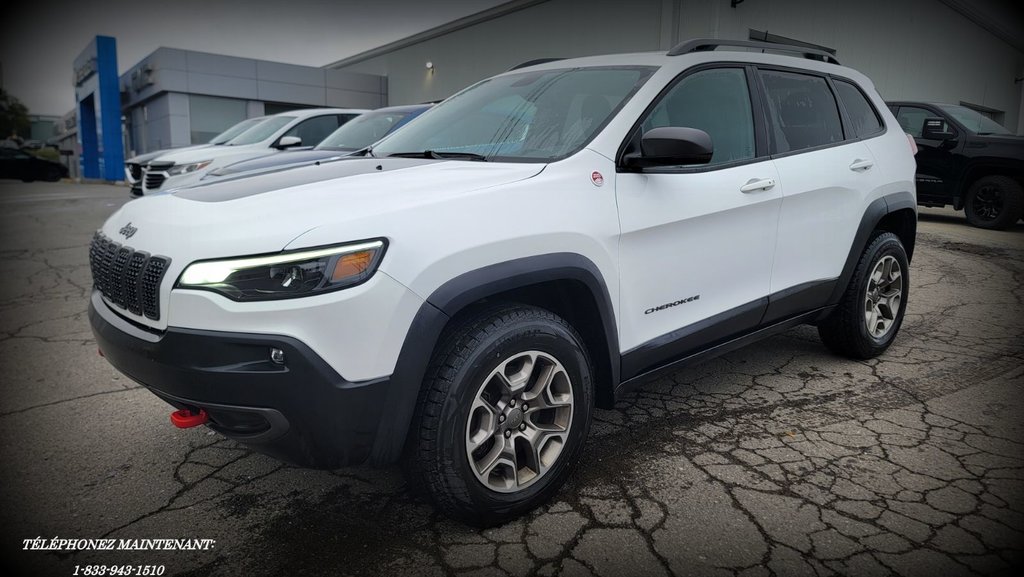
[
  {"x1": 167, "y1": 160, "x2": 213, "y2": 175},
  {"x1": 176, "y1": 239, "x2": 386, "y2": 301}
]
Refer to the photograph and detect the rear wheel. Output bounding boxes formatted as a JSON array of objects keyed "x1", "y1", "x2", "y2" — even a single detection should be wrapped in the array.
[
  {"x1": 406, "y1": 304, "x2": 593, "y2": 526},
  {"x1": 964, "y1": 175, "x2": 1023, "y2": 230},
  {"x1": 818, "y1": 232, "x2": 909, "y2": 359}
]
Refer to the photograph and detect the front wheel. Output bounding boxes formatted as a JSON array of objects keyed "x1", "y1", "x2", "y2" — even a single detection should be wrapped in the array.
[
  {"x1": 964, "y1": 175, "x2": 1023, "y2": 230},
  {"x1": 405, "y1": 304, "x2": 593, "y2": 526},
  {"x1": 818, "y1": 232, "x2": 909, "y2": 359}
]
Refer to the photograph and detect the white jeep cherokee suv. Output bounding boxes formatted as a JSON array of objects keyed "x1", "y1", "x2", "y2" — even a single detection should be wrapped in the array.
[{"x1": 90, "y1": 39, "x2": 916, "y2": 525}]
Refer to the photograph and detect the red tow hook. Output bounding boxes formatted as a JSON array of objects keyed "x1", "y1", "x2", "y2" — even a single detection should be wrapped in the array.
[{"x1": 170, "y1": 408, "x2": 209, "y2": 428}]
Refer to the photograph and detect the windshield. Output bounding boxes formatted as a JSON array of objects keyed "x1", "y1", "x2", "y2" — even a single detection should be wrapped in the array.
[
  {"x1": 209, "y1": 117, "x2": 268, "y2": 144},
  {"x1": 316, "y1": 109, "x2": 415, "y2": 151},
  {"x1": 937, "y1": 105, "x2": 1012, "y2": 135},
  {"x1": 227, "y1": 116, "x2": 295, "y2": 145},
  {"x1": 372, "y1": 66, "x2": 655, "y2": 161}
]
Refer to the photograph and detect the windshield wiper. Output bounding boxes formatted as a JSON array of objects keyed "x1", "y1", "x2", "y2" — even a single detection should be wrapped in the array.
[{"x1": 387, "y1": 150, "x2": 488, "y2": 161}]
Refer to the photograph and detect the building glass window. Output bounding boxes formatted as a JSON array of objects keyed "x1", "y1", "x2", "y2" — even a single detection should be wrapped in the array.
[{"x1": 189, "y1": 95, "x2": 247, "y2": 144}]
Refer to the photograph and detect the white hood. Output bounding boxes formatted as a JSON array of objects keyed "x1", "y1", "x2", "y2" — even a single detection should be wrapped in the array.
[
  {"x1": 103, "y1": 158, "x2": 544, "y2": 262},
  {"x1": 148, "y1": 143, "x2": 271, "y2": 165}
]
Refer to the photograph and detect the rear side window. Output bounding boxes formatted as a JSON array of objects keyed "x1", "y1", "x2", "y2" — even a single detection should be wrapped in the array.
[
  {"x1": 640, "y1": 68, "x2": 755, "y2": 166},
  {"x1": 834, "y1": 80, "x2": 883, "y2": 138},
  {"x1": 758, "y1": 69, "x2": 844, "y2": 153}
]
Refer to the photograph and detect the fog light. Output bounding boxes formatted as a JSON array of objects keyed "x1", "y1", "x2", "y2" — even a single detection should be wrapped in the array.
[{"x1": 270, "y1": 348, "x2": 286, "y2": 364}]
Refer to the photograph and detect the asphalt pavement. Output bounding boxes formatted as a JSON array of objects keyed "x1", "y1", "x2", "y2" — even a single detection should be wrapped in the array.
[{"x1": 0, "y1": 180, "x2": 1022, "y2": 576}]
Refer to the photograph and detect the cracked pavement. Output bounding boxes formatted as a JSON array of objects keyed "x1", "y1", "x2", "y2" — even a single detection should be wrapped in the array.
[{"x1": 0, "y1": 181, "x2": 1022, "y2": 576}]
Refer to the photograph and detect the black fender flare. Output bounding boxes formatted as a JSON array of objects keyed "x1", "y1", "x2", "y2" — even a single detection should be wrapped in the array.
[
  {"x1": 369, "y1": 253, "x2": 619, "y2": 464},
  {"x1": 827, "y1": 191, "x2": 916, "y2": 307}
]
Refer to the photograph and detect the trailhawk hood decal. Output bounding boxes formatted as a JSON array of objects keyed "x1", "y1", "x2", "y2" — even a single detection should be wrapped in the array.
[
  {"x1": 175, "y1": 157, "x2": 444, "y2": 201},
  {"x1": 101, "y1": 158, "x2": 544, "y2": 260}
]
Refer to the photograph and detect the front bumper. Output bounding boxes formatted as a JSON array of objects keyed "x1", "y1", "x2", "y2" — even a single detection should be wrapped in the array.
[{"x1": 89, "y1": 292, "x2": 393, "y2": 467}]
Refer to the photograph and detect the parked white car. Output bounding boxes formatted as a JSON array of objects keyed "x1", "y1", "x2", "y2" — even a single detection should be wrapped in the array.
[
  {"x1": 91, "y1": 39, "x2": 916, "y2": 525},
  {"x1": 125, "y1": 116, "x2": 271, "y2": 196},
  {"x1": 140, "y1": 108, "x2": 367, "y2": 194}
]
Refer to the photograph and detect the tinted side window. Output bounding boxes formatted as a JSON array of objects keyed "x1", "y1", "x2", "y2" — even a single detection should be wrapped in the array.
[
  {"x1": 834, "y1": 80, "x2": 883, "y2": 138},
  {"x1": 758, "y1": 70, "x2": 843, "y2": 153},
  {"x1": 283, "y1": 115, "x2": 342, "y2": 146},
  {"x1": 895, "y1": 106, "x2": 935, "y2": 137},
  {"x1": 641, "y1": 68, "x2": 755, "y2": 166}
]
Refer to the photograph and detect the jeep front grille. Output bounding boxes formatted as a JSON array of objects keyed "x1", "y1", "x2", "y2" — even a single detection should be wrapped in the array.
[{"x1": 89, "y1": 232, "x2": 171, "y2": 320}]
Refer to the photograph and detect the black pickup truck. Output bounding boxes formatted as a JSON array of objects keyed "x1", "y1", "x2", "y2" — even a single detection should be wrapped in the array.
[{"x1": 887, "y1": 102, "x2": 1024, "y2": 229}]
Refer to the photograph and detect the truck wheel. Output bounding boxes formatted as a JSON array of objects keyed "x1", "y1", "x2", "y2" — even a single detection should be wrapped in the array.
[
  {"x1": 818, "y1": 232, "x2": 909, "y2": 359},
  {"x1": 406, "y1": 304, "x2": 593, "y2": 526},
  {"x1": 964, "y1": 175, "x2": 1023, "y2": 230}
]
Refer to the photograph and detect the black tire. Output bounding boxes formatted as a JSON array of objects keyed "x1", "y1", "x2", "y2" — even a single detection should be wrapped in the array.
[
  {"x1": 405, "y1": 304, "x2": 594, "y2": 526},
  {"x1": 964, "y1": 175, "x2": 1023, "y2": 230},
  {"x1": 44, "y1": 167, "x2": 63, "y2": 182},
  {"x1": 818, "y1": 232, "x2": 909, "y2": 359}
]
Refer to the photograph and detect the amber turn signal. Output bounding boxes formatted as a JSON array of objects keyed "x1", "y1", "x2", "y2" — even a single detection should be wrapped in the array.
[{"x1": 332, "y1": 250, "x2": 375, "y2": 282}]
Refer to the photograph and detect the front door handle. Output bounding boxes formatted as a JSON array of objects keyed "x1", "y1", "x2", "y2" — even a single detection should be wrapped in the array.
[
  {"x1": 849, "y1": 158, "x2": 874, "y2": 171},
  {"x1": 740, "y1": 178, "x2": 776, "y2": 193}
]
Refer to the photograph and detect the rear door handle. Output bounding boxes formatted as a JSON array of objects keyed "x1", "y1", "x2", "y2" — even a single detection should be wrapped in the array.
[
  {"x1": 849, "y1": 159, "x2": 874, "y2": 171},
  {"x1": 740, "y1": 178, "x2": 775, "y2": 193}
]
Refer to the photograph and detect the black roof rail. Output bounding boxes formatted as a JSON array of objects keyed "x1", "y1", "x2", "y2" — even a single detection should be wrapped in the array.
[
  {"x1": 508, "y1": 58, "x2": 565, "y2": 71},
  {"x1": 667, "y1": 38, "x2": 841, "y2": 65}
]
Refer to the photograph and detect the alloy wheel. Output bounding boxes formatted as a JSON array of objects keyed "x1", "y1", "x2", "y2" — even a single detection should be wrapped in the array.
[
  {"x1": 465, "y1": 350, "x2": 573, "y2": 493},
  {"x1": 970, "y1": 184, "x2": 1005, "y2": 222},
  {"x1": 864, "y1": 255, "x2": 903, "y2": 338}
]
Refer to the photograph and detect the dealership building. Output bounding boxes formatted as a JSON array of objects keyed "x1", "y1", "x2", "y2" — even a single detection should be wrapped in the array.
[
  {"x1": 68, "y1": 38, "x2": 386, "y2": 180},
  {"x1": 67, "y1": 0, "x2": 1023, "y2": 180}
]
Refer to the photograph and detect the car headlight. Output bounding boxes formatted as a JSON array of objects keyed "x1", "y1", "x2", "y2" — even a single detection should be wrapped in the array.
[
  {"x1": 176, "y1": 239, "x2": 386, "y2": 301},
  {"x1": 167, "y1": 160, "x2": 213, "y2": 175}
]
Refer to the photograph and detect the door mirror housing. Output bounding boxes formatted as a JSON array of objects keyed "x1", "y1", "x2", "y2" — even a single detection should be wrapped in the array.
[
  {"x1": 276, "y1": 136, "x2": 303, "y2": 149},
  {"x1": 623, "y1": 127, "x2": 713, "y2": 168},
  {"x1": 921, "y1": 117, "x2": 955, "y2": 140}
]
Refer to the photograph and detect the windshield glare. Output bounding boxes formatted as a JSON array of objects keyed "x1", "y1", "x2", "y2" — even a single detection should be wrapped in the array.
[
  {"x1": 372, "y1": 66, "x2": 655, "y2": 161},
  {"x1": 227, "y1": 116, "x2": 295, "y2": 145},
  {"x1": 937, "y1": 105, "x2": 1011, "y2": 135},
  {"x1": 209, "y1": 117, "x2": 268, "y2": 144},
  {"x1": 317, "y1": 110, "x2": 412, "y2": 150}
]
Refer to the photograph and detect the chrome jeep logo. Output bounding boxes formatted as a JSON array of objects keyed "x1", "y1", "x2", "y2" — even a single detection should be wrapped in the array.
[{"x1": 118, "y1": 223, "x2": 138, "y2": 239}]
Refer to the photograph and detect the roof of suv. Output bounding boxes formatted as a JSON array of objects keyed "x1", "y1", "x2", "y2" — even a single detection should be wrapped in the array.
[
  {"x1": 506, "y1": 38, "x2": 855, "y2": 82},
  {"x1": 270, "y1": 107, "x2": 369, "y2": 118}
]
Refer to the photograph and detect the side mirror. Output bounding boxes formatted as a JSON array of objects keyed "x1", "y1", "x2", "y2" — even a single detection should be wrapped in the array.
[
  {"x1": 623, "y1": 127, "x2": 713, "y2": 168},
  {"x1": 921, "y1": 117, "x2": 955, "y2": 140},
  {"x1": 276, "y1": 136, "x2": 303, "y2": 149}
]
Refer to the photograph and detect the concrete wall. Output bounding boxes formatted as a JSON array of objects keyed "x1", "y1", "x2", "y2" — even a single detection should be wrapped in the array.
[
  {"x1": 335, "y1": 0, "x2": 670, "y2": 104},
  {"x1": 333, "y1": 0, "x2": 1024, "y2": 131},
  {"x1": 122, "y1": 48, "x2": 387, "y2": 110}
]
